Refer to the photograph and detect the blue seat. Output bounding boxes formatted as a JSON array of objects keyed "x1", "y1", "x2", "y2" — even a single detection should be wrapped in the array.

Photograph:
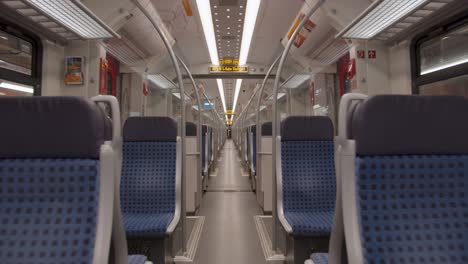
[
  {"x1": 129, "y1": 255, "x2": 148, "y2": 264},
  {"x1": 0, "y1": 97, "x2": 113, "y2": 263},
  {"x1": 308, "y1": 253, "x2": 328, "y2": 264},
  {"x1": 202, "y1": 125, "x2": 208, "y2": 176},
  {"x1": 121, "y1": 117, "x2": 179, "y2": 239},
  {"x1": 279, "y1": 116, "x2": 336, "y2": 237},
  {"x1": 344, "y1": 95, "x2": 468, "y2": 264}
]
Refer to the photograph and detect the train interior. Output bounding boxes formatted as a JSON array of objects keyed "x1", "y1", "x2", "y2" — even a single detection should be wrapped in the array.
[{"x1": 0, "y1": 0, "x2": 468, "y2": 263}]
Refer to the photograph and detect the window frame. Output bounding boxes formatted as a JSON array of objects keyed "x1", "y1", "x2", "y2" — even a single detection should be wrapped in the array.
[
  {"x1": 0, "y1": 17, "x2": 43, "y2": 96},
  {"x1": 410, "y1": 13, "x2": 468, "y2": 95}
]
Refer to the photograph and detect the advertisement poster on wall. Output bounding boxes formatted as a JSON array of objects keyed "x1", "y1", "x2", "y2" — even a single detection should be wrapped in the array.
[{"x1": 64, "y1": 56, "x2": 84, "y2": 85}]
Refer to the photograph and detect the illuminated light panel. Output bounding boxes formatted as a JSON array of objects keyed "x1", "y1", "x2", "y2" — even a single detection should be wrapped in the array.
[
  {"x1": 421, "y1": 57, "x2": 468, "y2": 75},
  {"x1": 232, "y1": 79, "x2": 242, "y2": 113},
  {"x1": 339, "y1": 0, "x2": 429, "y2": 39},
  {"x1": 239, "y1": 0, "x2": 261, "y2": 65},
  {"x1": 217, "y1": 79, "x2": 227, "y2": 113},
  {"x1": 24, "y1": 0, "x2": 117, "y2": 39},
  {"x1": 0, "y1": 81, "x2": 34, "y2": 93},
  {"x1": 147, "y1": 74, "x2": 176, "y2": 89},
  {"x1": 196, "y1": 0, "x2": 219, "y2": 65}
]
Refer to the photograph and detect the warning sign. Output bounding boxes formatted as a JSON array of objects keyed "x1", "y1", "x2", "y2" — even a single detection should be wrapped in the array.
[
  {"x1": 368, "y1": 50, "x2": 377, "y2": 59},
  {"x1": 287, "y1": 13, "x2": 316, "y2": 48},
  {"x1": 357, "y1": 50, "x2": 365, "y2": 59}
]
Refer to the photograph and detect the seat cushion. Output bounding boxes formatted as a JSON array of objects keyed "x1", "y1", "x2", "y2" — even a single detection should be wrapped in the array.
[
  {"x1": 310, "y1": 253, "x2": 328, "y2": 264},
  {"x1": 128, "y1": 255, "x2": 148, "y2": 264},
  {"x1": 285, "y1": 211, "x2": 334, "y2": 237},
  {"x1": 124, "y1": 213, "x2": 174, "y2": 238}
]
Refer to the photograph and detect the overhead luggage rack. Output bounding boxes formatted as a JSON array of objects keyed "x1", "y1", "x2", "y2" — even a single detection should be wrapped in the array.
[
  {"x1": 336, "y1": 0, "x2": 455, "y2": 41},
  {"x1": 0, "y1": 0, "x2": 119, "y2": 41}
]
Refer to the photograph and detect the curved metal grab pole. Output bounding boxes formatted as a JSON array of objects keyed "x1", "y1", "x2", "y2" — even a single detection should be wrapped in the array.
[
  {"x1": 132, "y1": 0, "x2": 187, "y2": 252},
  {"x1": 271, "y1": 0, "x2": 325, "y2": 251},
  {"x1": 176, "y1": 56, "x2": 203, "y2": 228}
]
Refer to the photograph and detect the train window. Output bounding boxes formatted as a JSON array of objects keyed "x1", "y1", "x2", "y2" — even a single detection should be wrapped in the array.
[
  {"x1": 0, "y1": 30, "x2": 32, "y2": 76},
  {"x1": 0, "y1": 18, "x2": 42, "y2": 96},
  {"x1": 412, "y1": 15, "x2": 468, "y2": 95}
]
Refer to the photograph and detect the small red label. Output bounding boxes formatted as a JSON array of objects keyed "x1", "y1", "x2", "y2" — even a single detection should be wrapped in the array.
[
  {"x1": 368, "y1": 50, "x2": 377, "y2": 59},
  {"x1": 357, "y1": 50, "x2": 365, "y2": 59},
  {"x1": 143, "y1": 83, "x2": 149, "y2": 96}
]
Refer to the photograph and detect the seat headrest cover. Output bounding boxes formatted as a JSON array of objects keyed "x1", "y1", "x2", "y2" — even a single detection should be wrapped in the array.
[
  {"x1": 123, "y1": 117, "x2": 177, "y2": 142},
  {"x1": 0, "y1": 96, "x2": 106, "y2": 158},
  {"x1": 186, "y1": 122, "x2": 197, "y2": 136},
  {"x1": 261, "y1": 122, "x2": 272, "y2": 136},
  {"x1": 352, "y1": 95, "x2": 468, "y2": 155},
  {"x1": 281, "y1": 116, "x2": 334, "y2": 141}
]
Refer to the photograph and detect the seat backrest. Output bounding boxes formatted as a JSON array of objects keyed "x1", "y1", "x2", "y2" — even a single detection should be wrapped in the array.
[
  {"x1": 202, "y1": 125, "x2": 208, "y2": 172},
  {"x1": 347, "y1": 95, "x2": 468, "y2": 264},
  {"x1": 250, "y1": 125, "x2": 257, "y2": 171},
  {"x1": 121, "y1": 117, "x2": 177, "y2": 215},
  {"x1": 261, "y1": 121, "x2": 272, "y2": 137},
  {"x1": 186, "y1": 122, "x2": 197, "y2": 137},
  {"x1": 280, "y1": 116, "x2": 336, "y2": 213},
  {"x1": 0, "y1": 96, "x2": 112, "y2": 264}
]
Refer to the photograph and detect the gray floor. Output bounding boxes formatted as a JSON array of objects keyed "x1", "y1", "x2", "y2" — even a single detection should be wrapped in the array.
[
  {"x1": 206, "y1": 141, "x2": 251, "y2": 191},
  {"x1": 194, "y1": 140, "x2": 268, "y2": 264}
]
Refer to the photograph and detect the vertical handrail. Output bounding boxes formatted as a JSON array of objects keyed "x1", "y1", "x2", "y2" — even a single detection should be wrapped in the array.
[
  {"x1": 271, "y1": 0, "x2": 325, "y2": 251},
  {"x1": 132, "y1": 0, "x2": 187, "y2": 252}
]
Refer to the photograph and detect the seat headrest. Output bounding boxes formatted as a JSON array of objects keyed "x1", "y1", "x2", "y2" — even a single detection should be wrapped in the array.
[
  {"x1": 250, "y1": 125, "x2": 256, "y2": 134},
  {"x1": 352, "y1": 95, "x2": 468, "y2": 155},
  {"x1": 0, "y1": 96, "x2": 107, "y2": 158},
  {"x1": 281, "y1": 116, "x2": 334, "y2": 141},
  {"x1": 261, "y1": 122, "x2": 272, "y2": 136},
  {"x1": 346, "y1": 99, "x2": 362, "y2": 140},
  {"x1": 186, "y1": 122, "x2": 197, "y2": 136},
  {"x1": 123, "y1": 117, "x2": 177, "y2": 142}
]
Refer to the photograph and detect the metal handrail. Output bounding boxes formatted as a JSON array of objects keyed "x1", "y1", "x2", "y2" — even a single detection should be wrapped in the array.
[{"x1": 271, "y1": 0, "x2": 326, "y2": 251}]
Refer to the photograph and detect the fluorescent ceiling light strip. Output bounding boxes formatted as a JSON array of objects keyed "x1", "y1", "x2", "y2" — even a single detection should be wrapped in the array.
[
  {"x1": 26, "y1": 0, "x2": 115, "y2": 39},
  {"x1": 0, "y1": 82, "x2": 34, "y2": 93},
  {"x1": 232, "y1": 79, "x2": 242, "y2": 113},
  {"x1": 421, "y1": 57, "x2": 468, "y2": 75},
  {"x1": 239, "y1": 0, "x2": 261, "y2": 65},
  {"x1": 196, "y1": 0, "x2": 219, "y2": 65},
  {"x1": 342, "y1": 0, "x2": 428, "y2": 39},
  {"x1": 216, "y1": 79, "x2": 227, "y2": 113}
]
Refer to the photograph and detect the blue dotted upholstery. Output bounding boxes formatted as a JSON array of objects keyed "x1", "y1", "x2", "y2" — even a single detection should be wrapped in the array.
[
  {"x1": 310, "y1": 253, "x2": 329, "y2": 264},
  {"x1": 0, "y1": 159, "x2": 99, "y2": 263},
  {"x1": 121, "y1": 142, "x2": 176, "y2": 238},
  {"x1": 128, "y1": 254, "x2": 147, "y2": 264},
  {"x1": 252, "y1": 130, "x2": 257, "y2": 173},
  {"x1": 356, "y1": 155, "x2": 468, "y2": 263},
  {"x1": 202, "y1": 133, "x2": 207, "y2": 174},
  {"x1": 281, "y1": 141, "x2": 336, "y2": 237}
]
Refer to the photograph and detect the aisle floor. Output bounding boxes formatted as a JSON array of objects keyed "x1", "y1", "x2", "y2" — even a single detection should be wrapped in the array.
[{"x1": 194, "y1": 140, "x2": 267, "y2": 264}]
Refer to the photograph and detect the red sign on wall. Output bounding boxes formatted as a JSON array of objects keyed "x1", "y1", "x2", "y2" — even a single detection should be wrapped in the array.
[
  {"x1": 99, "y1": 58, "x2": 108, "y2": 95},
  {"x1": 357, "y1": 50, "x2": 366, "y2": 59},
  {"x1": 368, "y1": 50, "x2": 377, "y2": 59}
]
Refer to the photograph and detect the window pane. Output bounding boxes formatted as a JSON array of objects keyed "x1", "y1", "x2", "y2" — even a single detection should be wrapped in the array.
[
  {"x1": 0, "y1": 30, "x2": 32, "y2": 75},
  {"x1": 420, "y1": 24, "x2": 468, "y2": 75},
  {"x1": 0, "y1": 79, "x2": 34, "y2": 96},
  {"x1": 419, "y1": 74, "x2": 468, "y2": 97}
]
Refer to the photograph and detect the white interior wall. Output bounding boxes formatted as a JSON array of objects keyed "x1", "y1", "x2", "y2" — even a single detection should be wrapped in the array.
[
  {"x1": 41, "y1": 40, "x2": 65, "y2": 96},
  {"x1": 389, "y1": 42, "x2": 412, "y2": 95}
]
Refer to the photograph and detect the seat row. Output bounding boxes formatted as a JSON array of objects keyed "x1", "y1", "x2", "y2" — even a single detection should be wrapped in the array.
[
  {"x1": 271, "y1": 93, "x2": 468, "y2": 264},
  {"x1": 0, "y1": 96, "x2": 188, "y2": 264}
]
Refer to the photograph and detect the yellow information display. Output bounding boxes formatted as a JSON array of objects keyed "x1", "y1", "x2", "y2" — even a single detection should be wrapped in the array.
[
  {"x1": 225, "y1": 110, "x2": 234, "y2": 115},
  {"x1": 210, "y1": 66, "x2": 249, "y2": 73},
  {"x1": 219, "y1": 58, "x2": 239, "y2": 65}
]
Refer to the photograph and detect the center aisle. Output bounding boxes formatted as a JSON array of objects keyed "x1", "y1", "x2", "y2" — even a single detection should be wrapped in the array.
[{"x1": 194, "y1": 140, "x2": 267, "y2": 264}]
